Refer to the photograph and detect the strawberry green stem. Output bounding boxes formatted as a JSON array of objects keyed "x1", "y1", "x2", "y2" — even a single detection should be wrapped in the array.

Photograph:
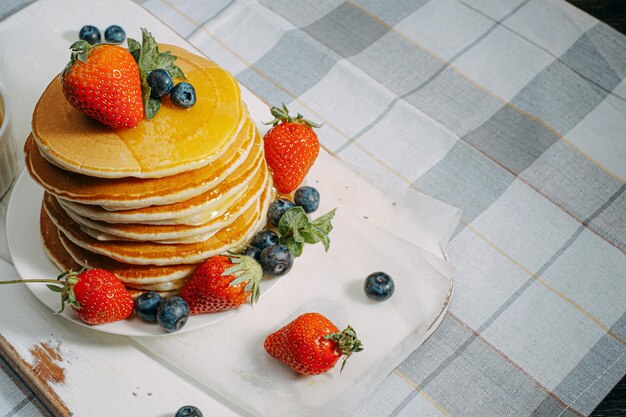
[
  {"x1": 264, "y1": 103, "x2": 322, "y2": 128},
  {"x1": 62, "y1": 40, "x2": 92, "y2": 78},
  {"x1": 224, "y1": 253, "x2": 264, "y2": 306},
  {"x1": 0, "y1": 269, "x2": 83, "y2": 313},
  {"x1": 0, "y1": 279, "x2": 65, "y2": 285},
  {"x1": 69, "y1": 40, "x2": 92, "y2": 64},
  {"x1": 325, "y1": 325, "x2": 364, "y2": 373}
]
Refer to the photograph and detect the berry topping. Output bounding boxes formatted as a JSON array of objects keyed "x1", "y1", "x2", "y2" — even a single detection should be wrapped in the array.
[
  {"x1": 79, "y1": 25, "x2": 100, "y2": 45},
  {"x1": 268, "y1": 198, "x2": 295, "y2": 227},
  {"x1": 147, "y1": 68, "x2": 174, "y2": 99},
  {"x1": 175, "y1": 406, "x2": 203, "y2": 417},
  {"x1": 61, "y1": 41, "x2": 144, "y2": 128},
  {"x1": 170, "y1": 82, "x2": 197, "y2": 109},
  {"x1": 263, "y1": 103, "x2": 321, "y2": 193},
  {"x1": 251, "y1": 230, "x2": 279, "y2": 251},
  {"x1": 127, "y1": 28, "x2": 186, "y2": 119},
  {"x1": 294, "y1": 186, "x2": 320, "y2": 214},
  {"x1": 259, "y1": 244, "x2": 293, "y2": 277},
  {"x1": 180, "y1": 254, "x2": 263, "y2": 314},
  {"x1": 135, "y1": 291, "x2": 162, "y2": 322},
  {"x1": 104, "y1": 25, "x2": 126, "y2": 44},
  {"x1": 242, "y1": 246, "x2": 262, "y2": 262},
  {"x1": 156, "y1": 296, "x2": 189, "y2": 332},
  {"x1": 0, "y1": 268, "x2": 134, "y2": 325},
  {"x1": 264, "y1": 313, "x2": 363, "y2": 375},
  {"x1": 364, "y1": 272, "x2": 395, "y2": 301}
]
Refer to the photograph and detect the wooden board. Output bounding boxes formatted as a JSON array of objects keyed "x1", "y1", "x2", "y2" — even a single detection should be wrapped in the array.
[
  {"x1": 0, "y1": 268, "x2": 242, "y2": 417},
  {"x1": 0, "y1": 335, "x2": 70, "y2": 417}
]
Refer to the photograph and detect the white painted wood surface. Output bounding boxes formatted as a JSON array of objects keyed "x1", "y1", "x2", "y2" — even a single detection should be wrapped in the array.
[{"x1": 0, "y1": 258, "x2": 243, "y2": 417}]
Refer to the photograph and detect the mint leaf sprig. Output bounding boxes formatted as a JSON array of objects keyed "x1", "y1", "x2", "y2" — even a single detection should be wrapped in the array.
[
  {"x1": 127, "y1": 28, "x2": 186, "y2": 120},
  {"x1": 278, "y1": 207, "x2": 336, "y2": 257}
]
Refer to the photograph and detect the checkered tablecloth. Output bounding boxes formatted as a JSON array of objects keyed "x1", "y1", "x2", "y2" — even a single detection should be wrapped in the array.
[{"x1": 1, "y1": 0, "x2": 625, "y2": 416}]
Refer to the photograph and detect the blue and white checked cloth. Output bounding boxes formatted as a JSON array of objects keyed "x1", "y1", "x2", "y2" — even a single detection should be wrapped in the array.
[{"x1": 1, "y1": 0, "x2": 625, "y2": 416}]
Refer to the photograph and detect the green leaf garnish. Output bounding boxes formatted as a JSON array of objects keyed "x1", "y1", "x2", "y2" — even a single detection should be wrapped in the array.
[
  {"x1": 127, "y1": 28, "x2": 186, "y2": 120},
  {"x1": 278, "y1": 207, "x2": 336, "y2": 257},
  {"x1": 127, "y1": 38, "x2": 141, "y2": 63}
]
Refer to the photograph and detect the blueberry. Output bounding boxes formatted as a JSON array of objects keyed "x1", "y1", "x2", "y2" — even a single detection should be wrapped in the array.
[
  {"x1": 104, "y1": 25, "x2": 126, "y2": 43},
  {"x1": 147, "y1": 69, "x2": 174, "y2": 99},
  {"x1": 259, "y1": 244, "x2": 293, "y2": 277},
  {"x1": 170, "y1": 82, "x2": 196, "y2": 109},
  {"x1": 156, "y1": 296, "x2": 190, "y2": 332},
  {"x1": 364, "y1": 272, "x2": 395, "y2": 301},
  {"x1": 135, "y1": 292, "x2": 162, "y2": 322},
  {"x1": 175, "y1": 405, "x2": 203, "y2": 417},
  {"x1": 251, "y1": 230, "x2": 279, "y2": 251},
  {"x1": 79, "y1": 25, "x2": 101, "y2": 45},
  {"x1": 268, "y1": 198, "x2": 295, "y2": 226},
  {"x1": 294, "y1": 186, "x2": 320, "y2": 214},
  {"x1": 242, "y1": 246, "x2": 261, "y2": 262}
]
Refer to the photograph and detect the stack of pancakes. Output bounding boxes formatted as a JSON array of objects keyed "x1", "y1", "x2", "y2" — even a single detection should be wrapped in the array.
[{"x1": 26, "y1": 45, "x2": 273, "y2": 297}]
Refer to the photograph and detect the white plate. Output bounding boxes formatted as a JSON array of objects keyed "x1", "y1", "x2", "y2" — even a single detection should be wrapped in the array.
[{"x1": 6, "y1": 170, "x2": 283, "y2": 337}]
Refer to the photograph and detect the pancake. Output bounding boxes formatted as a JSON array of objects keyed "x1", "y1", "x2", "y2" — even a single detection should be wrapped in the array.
[
  {"x1": 26, "y1": 117, "x2": 258, "y2": 210},
  {"x1": 44, "y1": 207, "x2": 196, "y2": 283},
  {"x1": 62, "y1": 164, "x2": 269, "y2": 243},
  {"x1": 43, "y1": 212, "x2": 177, "y2": 297},
  {"x1": 59, "y1": 232, "x2": 196, "y2": 285},
  {"x1": 42, "y1": 209, "x2": 187, "y2": 298},
  {"x1": 77, "y1": 224, "x2": 217, "y2": 245},
  {"x1": 32, "y1": 45, "x2": 244, "y2": 179},
  {"x1": 127, "y1": 289, "x2": 178, "y2": 299},
  {"x1": 45, "y1": 184, "x2": 272, "y2": 265},
  {"x1": 40, "y1": 206, "x2": 81, "y2": 272},
  {"x1": 57, "y1": 127, "x2": 265, "y2": 225}
]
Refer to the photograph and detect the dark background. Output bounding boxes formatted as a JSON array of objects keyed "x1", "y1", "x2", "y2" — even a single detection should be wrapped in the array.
[
  {"x1": 568, "y1": 0, "x2": 626, "y2": 34},
  {"x1": 566, "y1": 2, "x2": 626, "y2": 415}
]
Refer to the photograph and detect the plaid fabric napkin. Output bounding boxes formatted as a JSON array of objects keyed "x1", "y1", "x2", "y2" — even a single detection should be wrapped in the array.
[{"x1": 1, "y1": 0, "x2": 625, "y2": 416}]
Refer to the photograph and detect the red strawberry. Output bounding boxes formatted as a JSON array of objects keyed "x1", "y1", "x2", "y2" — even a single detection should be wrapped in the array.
[
  {"x1": 69, "y1": 269, "x2": 134, "y2": 324},
  {"x1": 264, "y1": 312, "x2": 363, "y2": 375},
  {"x1": 0, "y1": 268, "x2": 134, "y2": 325},
  {"x1": 263, "y1": 104, "x2": 321, "y2": 193},
  {"x1": 180, "y1": 254, "x2": 263, "y2": 314},
  {"x1": 61, "y1": 40, "x2": 144, "y2": 128}
]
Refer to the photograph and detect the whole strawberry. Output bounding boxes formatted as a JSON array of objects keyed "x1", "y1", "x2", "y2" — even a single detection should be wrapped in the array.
[
  {"x1": 0, "y1": 268, "x2": 134, "y2": 325},
  {"x1": 180, "y1": 254, "x2": 263, "y2": 314},
  {"x1": 61, "y1": 40, "x2": 144, "y2": 128},
  {"x1": 263, "y1": 104, "x2": 321, "y2": 193},
  {"x1": 264, "y1": 312, "x2": 363, "y2": 375},
  {"x1": 70, "y1": 269, "x2": 134, "y2": 324}
]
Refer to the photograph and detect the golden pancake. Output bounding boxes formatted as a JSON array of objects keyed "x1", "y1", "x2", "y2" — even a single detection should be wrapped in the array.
[
  {"x1": 59, "y1": 232, "x2": 196, "y2": 285},
  {"x1": 26, "y1": 117, "x2": 258, "y2": 210},
  {"x1": 56, "y1": 127, "x2": 265, "y2": 224},
  {"x1": 45, "y1": 185, "x2": 272, "y2": 265},
  {"x1": 40, "y1": 206, "x2": 81, "y2": 272},
  {"x1": 62, "y1": 164, "x2": 269, "y2": 243},
  {"x1": 127, "y1": 289, "x2": 178, "y2": 299},
  {"x1": 43, "y1": 208, "x2": 196, "y2": 285},
  {"x1": 32, "y1": 45, "x2": 244, "y2": 179}
]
